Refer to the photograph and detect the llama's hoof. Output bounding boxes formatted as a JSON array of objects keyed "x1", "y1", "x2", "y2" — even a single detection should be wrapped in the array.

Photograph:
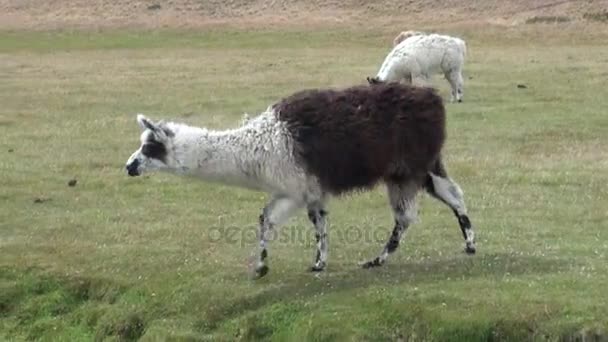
[
  {"x1": 360, "y1": 257, "x2": 383, "y2": 269},
  {"x1": 457, "y1": 99, "x2": 463, "y2": 103},
  {"x1": 310, "y1": 262, "x2": 326, "y2": 272},
  {"x1": 465, "y1": 244, "x2": 476, "y2": 254},
  {"x1": 254, "y1": 265, "x2": 269, "y2": 278}
]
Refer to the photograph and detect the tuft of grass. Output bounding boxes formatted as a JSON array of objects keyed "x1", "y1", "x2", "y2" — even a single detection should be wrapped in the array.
[
  {"x1": 1, "y1": 26, "x2": 608, "y2": 340},
  {"x1": 583, "y1": 11, "x2": 608, "y2": 22},
  {"x1": 525, "y1": 16, "x2": 571, "y2": 24},
  {"x1": 95, "y1": 309, "x2": 147, "y2": 341}
]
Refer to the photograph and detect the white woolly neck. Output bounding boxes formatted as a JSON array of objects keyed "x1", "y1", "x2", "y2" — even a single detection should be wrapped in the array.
[
  {"x1": 376, "y1": 54, "x2": 403, "y2": 82},
  {"x1": 159, "y1": 112, "x2": 277, "y2": 191}
]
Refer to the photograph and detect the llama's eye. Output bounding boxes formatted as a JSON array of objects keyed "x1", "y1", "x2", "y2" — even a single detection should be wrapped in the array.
[{"x1": 141, "y1": 141, "x2": 167, "y2": 160}]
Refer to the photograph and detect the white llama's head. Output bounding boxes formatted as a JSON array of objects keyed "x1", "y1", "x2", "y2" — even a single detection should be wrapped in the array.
[{"x1": 125, "y1": 114, "x2": 177, "y2": 177}]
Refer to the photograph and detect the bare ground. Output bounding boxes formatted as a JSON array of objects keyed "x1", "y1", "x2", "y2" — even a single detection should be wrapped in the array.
[{"x1": 0, "y1": 0, "x2": 607, "y2": 30}]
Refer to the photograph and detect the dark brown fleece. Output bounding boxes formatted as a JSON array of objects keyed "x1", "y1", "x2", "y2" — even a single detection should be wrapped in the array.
[{"x1": 274, "y1": 82, "x2": 446, "y2": 195}]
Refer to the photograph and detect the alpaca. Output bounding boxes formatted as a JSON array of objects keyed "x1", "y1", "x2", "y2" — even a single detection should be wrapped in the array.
[
  {"x1": 368, "y1": 33, "x2": 467, "y2": 103},
  {"x1": 124, "y1": 82, "x2": 477, "y2": 278}
]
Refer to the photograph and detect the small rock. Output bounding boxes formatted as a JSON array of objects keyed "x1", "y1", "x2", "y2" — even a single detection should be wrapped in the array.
[
  {"x1": 147, "y1": 4, "x2": 161, "y2": 10},
  {"x1": 517, "y1": 84, "x2": 528, "y2": 89},
  {"x1": 34, "y1": 197, "x2": 49, "y2": 203},
  {"x1": 68, "y1": 179, "x2": 77, "y2": 187},
  {"x1": 8, "y1": 148, "x2": 14, "y2": 153}
]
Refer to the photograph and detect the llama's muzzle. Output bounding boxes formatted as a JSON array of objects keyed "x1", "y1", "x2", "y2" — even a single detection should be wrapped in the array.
[{"x1": 126, "y1": 159, "x2": 140, "y2": 177}]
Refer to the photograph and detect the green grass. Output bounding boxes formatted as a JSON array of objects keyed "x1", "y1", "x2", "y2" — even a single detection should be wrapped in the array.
[{"x1": 1, "y1": 27, "x2": 607, "y2": 341}]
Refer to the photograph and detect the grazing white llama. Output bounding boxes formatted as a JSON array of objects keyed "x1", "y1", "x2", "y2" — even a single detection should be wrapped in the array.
[
  {"x1": 125, "y1": 82, "x2": 477, "y2": 278},
  {"x1": 368, "y1": 32, "x2": 468, "y2": 103}
]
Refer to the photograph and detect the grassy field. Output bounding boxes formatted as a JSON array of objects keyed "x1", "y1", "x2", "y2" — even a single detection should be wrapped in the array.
[{"x1": 1, "y1": 26, "x2": 607, "y2": 341}]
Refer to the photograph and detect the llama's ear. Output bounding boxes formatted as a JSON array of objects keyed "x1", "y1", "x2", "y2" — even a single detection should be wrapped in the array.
[
  {"x1": 137, "y1": 114, "x2": 158, "y2": 132},
  {"x1": 157, "y1": 120, "x2": 175, "y2": 138},
  {"x1": 241, "y1": 113, "x2": 250, "y2": 124}
]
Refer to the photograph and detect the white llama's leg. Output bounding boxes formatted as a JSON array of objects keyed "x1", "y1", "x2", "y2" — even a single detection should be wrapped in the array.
[
  {"x1": 412, "y1": 72, "x2": 430, "y2": 87},
  {"x1": 445, "y1": 71, "x2": 457, "y2": 102},
  {"x1": 456, "y1": 70, "x2": 464, "y2": 102},
  {"x1": 445, "y1": 69, "x2": 464, "y2": 103},
  {"x1": 307, "y1": 200, "x2": 328, "y2": 272},
  {"x1": 403, "y1": 72, "x2": 413, "y2": 84},
  {"x1": 254, "y1": 196, "x2": 302, "y2": 278},
  {"x1": 362, "y1": 181, "x2": 419, "y2": 268}
]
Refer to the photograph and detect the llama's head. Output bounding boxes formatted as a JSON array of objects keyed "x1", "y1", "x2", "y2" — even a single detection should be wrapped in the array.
[
  {"x1": 125, "y1": 114, "x2": 176, "y2": 177},
  {"x1": 366, "y1": 76, "x2": 384, "y2": 85}
]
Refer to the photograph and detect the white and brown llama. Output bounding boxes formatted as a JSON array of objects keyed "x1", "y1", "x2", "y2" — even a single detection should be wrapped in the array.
[{"x1": 125, "y1": 82, "x2": 477, "y2": 278}]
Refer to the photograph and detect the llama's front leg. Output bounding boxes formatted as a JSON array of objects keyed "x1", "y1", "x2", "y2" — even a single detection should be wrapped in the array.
[
  {"x1": 411, "y1": 74, "x2": 429, "y2": 87},
  {"x1": 254, "y1": 196, "x2": 301, "y2": 278},
  {"x1": 362, "y1": 181, "x2": 418, "y2": 268},
  {"x1": 307, "y1": 201, "x2": 328, "y2": 272}
]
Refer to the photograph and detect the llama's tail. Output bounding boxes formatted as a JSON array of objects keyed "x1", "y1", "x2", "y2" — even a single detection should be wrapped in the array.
[{"x1": 458, "y1": 39, "x2": 467, "y2": 59}]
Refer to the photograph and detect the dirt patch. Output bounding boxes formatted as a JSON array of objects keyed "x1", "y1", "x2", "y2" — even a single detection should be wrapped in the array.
[{"x1": 0, "y1": 0, "x2": 606, "y2": 30}]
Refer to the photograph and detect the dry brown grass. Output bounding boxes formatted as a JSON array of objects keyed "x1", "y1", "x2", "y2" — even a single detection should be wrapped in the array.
[{"x1": 1, "y1": 0, "x2": 607, "y2": 30}]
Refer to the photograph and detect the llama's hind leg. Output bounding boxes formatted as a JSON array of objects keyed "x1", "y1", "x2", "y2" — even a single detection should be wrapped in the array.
[
  {"x1": 455, "y1": 70, "x2": 464, "y2": 102},
  {"x1": 254, "y1": 196, "x2": 302, "y2": 278},
  {"x1": 424, "y1": 158, "x2": 476, "y2": 254},
  {"x1": 307, "y1": 200, "x2": 328, "y2": 272},
  {"x1": 362, "y1": 181, "x2": 419, "y2": 268},
  {"x1": 445, "y1": 69, "x2": 464, "y2": 103}
]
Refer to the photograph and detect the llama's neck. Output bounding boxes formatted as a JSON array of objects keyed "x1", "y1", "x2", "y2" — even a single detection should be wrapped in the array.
[
  {"x1": 376, "y1": 55, "x2": 403, "y2": 82},
  {"x1": 165, "y1": 118, "x2": 273, "y2": 191}
]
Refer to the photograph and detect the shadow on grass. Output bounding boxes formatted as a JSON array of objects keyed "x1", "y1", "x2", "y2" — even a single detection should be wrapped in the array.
[{"x1": 203, "y1": 252, "x2": 571, "y2": 329}]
